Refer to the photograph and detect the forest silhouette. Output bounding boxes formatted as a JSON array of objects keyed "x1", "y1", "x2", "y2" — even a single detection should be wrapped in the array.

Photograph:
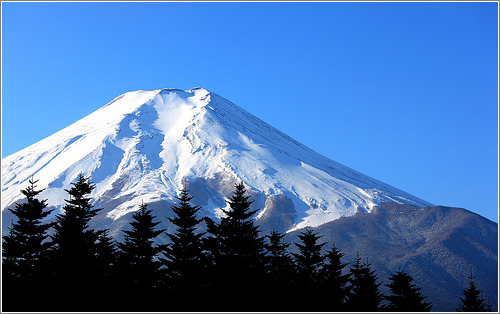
[{"x1": 2, "y1": 174, "x2": 492, "y2": 312}]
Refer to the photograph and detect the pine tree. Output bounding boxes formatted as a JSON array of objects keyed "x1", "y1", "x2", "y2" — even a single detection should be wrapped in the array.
[
  {"x1": 94, "y1": 229, "x2": 118, "y2": 311},
  {"x1": 49, "y1": 173, "x2": 103, "y2": 310},
  {"x1": 265, "y1": 230, "x2": 295, "y2": 285},
  {"x1": 118, "y1": 202, "x2": 164, "y2": 311},
  {"x1": 385, "y1": 269, "x2": 432, "y2": 311},
  {"x1": 347, "y1": 254, "x2": 384, "y2": 312},
  {"x1": 95, "y1": 228, "x2": 117, "y2": 278},
  {"x1": 2, "y1": 228, "x2": 19, "y2": 281},
  {"x1": 456, "y1": 269, "x2": 492, "y2": 312},
  {"x1": 292, "y1": 229, "x2": 326, "y2": 311},
  {"x1": 204, "y1": 182, "x2": 266, "y2": 310},
  {"x1": 161, "y1": 187, "x2": 206, "y2": 310},
  {"x1": 318, "y1": 244, "x2": 350, "y2": 311},
  {"x1": 2, "y1": 179, "x2": 53, "y2": 280},
  {"x1": 1, "y1": 178, "x2": 54, "y2": 311},
  {"x1": 293, "y1": 229, "x2": 326, "y2": 285},
  {"x1": 263, "y1": 230, "x2": 296, "y2": 310},
  {"x1": 51, "y1": 174, "x2": 102, "y2": 260}
]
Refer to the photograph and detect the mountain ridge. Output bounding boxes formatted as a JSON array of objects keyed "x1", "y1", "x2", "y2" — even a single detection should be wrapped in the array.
[
  {"x1": 297, "y1": 202, "x2": 498, "y2": 311},
  {"x1": 1, "y1": 87, "x2": 497, "y2": 311},
  {"x1": 2, "y1": 87, "x2": 432, "y2": 233}
]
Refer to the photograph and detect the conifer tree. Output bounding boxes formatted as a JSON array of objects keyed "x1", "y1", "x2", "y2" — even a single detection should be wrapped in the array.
[
  {"x1": 347, "y1": 254, "x2": 384, "y2": 312},
  {"x1": 161, "y1": 187, "x2": 206, "y2": 309},
  {"x1": 204, "y1": 182, "x2": 266, "y2": 310},
  {"x1": 265, "y1": 230, "x2": 295, "y2": 286},
  {"x1": 385, "y1": 269, "x2": 432, "y2": 311},
  {"x1": 2, "y1": 179, "x2": 53, "y2": 280},
  {"x1": 2, "y1": 178, "x2": 54, "y2": 311},
  {"x1": 2, "y1": 228, "x2": 19, "y2": 281},
  {"x1": 51, "y1": 174, "x2": 102, "y2": 261},
  {"x1": 263, "y1": 230, "x2": 296, "y2": 310},
  {"x1": 118, "y1": 202, "x2": 164, "y2": 310},
  {"x1": 50, "y1": 173, "x2": 102, "y2": 310},
  {"x1": 94, "y1": 229, "x2": 118, "y2": 311},
  {"x1": 293, "y1": 229, "x2": 326, "y2": 285},
  {"x1": 95, "y1": 228, "x2": 117, "y2": 277},
  {"x1": 292, "y1": 229, "x2": 326, "y2": 311},
  {"x1": 456, "y1": 269, "x2": 492, "y2": 312},
  {"x1": 318, "y1": 244, "x2": 350, "y2": 310}
]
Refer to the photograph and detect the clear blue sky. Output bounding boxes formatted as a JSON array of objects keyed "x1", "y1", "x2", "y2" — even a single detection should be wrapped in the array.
[{"x1": 1, "y1": 2, "x2": 498, "y2": 222}]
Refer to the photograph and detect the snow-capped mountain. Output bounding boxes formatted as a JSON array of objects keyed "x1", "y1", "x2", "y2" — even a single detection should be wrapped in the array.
[
  {"x1": 1, "y1": 87, "x2": 432, "y2": 233},
  {"x1": 3, "y1": 87, "x2": 496, "y2": 312}
]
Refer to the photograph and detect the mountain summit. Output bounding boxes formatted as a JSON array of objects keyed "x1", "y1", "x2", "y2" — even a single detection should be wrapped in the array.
[
  {"x1": 2, "y1": 87, "x2": 431, "y2": 233},
  {"x1": 3, "y1": 88, "x2": 497, "y2": 311}
]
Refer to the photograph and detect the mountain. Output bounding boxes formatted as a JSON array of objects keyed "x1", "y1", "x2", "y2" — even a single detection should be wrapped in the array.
[
  {"x1": 2, "y1": 87, "x2": 431, "y2": 234},
  {"x1": 287, "y1": 202, "x2": 497, "y2": 312},
  {"x1": 2, "y1": 87, "x2": 497, "y2": 311}
]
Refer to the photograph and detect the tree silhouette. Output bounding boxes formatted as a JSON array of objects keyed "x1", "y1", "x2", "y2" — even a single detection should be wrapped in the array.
[
  {"x1": 3, "y1": 173, "x2": 488, "y2": 312},
  {"x1": 204, "y1": 182, "x2": 266, "y2": 310},
  {"x1": 347, "y1": 254, "x2": 383, "y2": 312},
  {"x1": 2, "y1": 178, "x2": 54, "y2": 311},
  {"x1": 263, "y1": 230, "x2": 296, "y2": 310},
  {"x1": 161, "y1": 187, "x2": 207, "y2": 310},
  {"x1": 318, "y1": 244, "x2": 350, "y2": 311},
  {"x1": 118, "y1": 202, "x2": 164, "y2": 311},
  {"x1": 51, "y1": 174, "x2": 102, "y2": 260},
  {"x1": 95, "y1": 229, "x2": 117, "y2": 278},
  {"x1": 265, "y1": 230, "x2": 295, "y2": 286},
  {"x1": 292, "y1": 229, "x2": 326, "y2": 311},
  {"x1": 93, "y1": 228, "x2": 118, "y2": 310},
  {"x1": 457, "y1": 269, "x2": 492, "y2": 312},
  {"x1": 385, "y1": 269, "x2": 432, "y2": 311},
  {"x1": 50, "y1": 173, "x2": 102, "y2": 310}
]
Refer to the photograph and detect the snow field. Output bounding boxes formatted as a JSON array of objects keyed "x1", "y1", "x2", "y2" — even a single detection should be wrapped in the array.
[{"x1": 2, "y1": 87, "x2": 433, "y2": 231}]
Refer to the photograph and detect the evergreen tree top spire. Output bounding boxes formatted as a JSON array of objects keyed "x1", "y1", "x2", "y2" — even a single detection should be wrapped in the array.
[
  {"x1": 292, "y1": 228, "x2": 326, "y2": 287},
  {"x1": 222, "y1": 181, "x2": 258, "y2": 220},
  {"x1": 50, "y1": 172, "x2": 104, "y2": 288},
  {"x1": 456, "y1": 268, "x2": 492, "y2": 312},
  {"x1": 162, "y1": 186, "x2": 206, "y2": 300},
  {"x1": 60, "y1": 173, "x2": 101, "y2": 222},
  {"x1": 123, "y1": 202, "x2": 164, "y2": 251},
  {"x1": 385, "y1": 269, "x2": 432, "y2": 311},
  {"x1": 347, "y1": 253, "x2": 384, "y2": 312},
  {"x1": 2, "y1": 178, "x2": 54, "y2": 281}
]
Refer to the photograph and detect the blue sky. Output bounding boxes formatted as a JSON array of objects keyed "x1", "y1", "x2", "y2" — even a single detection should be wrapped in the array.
[{"x1": 1, "y1": 2, "x2": 498, "y2": 222}]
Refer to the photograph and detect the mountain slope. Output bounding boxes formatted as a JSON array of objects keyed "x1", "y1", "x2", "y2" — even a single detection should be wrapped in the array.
[
  {"x1": 2, "y1": 87, "x2": 431, "y2": 233},
  {"x1": 293, "y1": 203, "x2": 497, "y2": 311},
  {"x1": 1, "y1": 87, "x2": 497, "y2": 311}
]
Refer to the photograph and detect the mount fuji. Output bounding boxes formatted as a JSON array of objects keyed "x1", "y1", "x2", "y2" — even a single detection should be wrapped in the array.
[
  {"x1": 1, "y1": 87, "x2": 497, "y2": 311},
  {"x1": 2, "y1": 87, "x2": 431, "y2": 233}
]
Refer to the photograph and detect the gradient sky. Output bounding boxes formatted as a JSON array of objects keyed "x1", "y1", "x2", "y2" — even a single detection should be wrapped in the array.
[{"x1": 1, "y1": 2, "x2": 498, "y2": 222}]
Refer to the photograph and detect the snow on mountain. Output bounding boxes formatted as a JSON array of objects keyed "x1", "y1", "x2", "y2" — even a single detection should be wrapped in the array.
[{"x1": 1, "y1": 87, "x2": 432, "y2": 232}]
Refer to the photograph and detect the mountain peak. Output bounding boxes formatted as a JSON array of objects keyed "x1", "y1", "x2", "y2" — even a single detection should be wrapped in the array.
[{"x1": 2, "y1": 87, "x2": 432, "y2": 233}]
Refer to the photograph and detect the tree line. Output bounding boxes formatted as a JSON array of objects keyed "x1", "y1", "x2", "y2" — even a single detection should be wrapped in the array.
[{"x1": 2, "y1": 174, "x2": 492, "y2": 312}]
